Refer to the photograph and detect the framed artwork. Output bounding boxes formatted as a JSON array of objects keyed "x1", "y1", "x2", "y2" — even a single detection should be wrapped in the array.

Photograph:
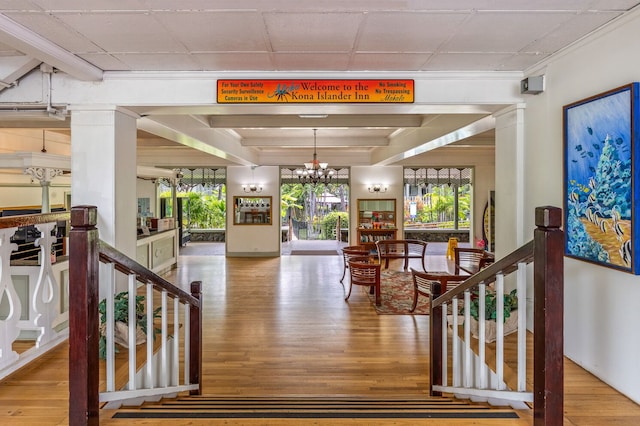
[
  {"x1": 563, "y1": 83, "x2": 639, "y2": 273},
  {"x1": 233, "y1": 196, "x2": 272, "y2": 225}
]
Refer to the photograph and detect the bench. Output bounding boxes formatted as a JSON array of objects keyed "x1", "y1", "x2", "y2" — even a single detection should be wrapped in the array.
[{"x1": 375, "y1": 239, "x2": 428, "y2": 271}]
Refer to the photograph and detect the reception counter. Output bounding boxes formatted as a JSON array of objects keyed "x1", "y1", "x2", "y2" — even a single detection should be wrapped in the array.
[{"x1": 136, "y1": 228, "x2": 178, "y2": 274}]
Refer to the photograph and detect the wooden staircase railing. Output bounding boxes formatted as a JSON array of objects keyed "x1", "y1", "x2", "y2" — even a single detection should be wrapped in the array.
[
  {"x1": 430, "y1": 206, "x2": 563, "y2": 426},
  {"x1": 69, "y1": 205, "x2": 202, "y2": 426}
]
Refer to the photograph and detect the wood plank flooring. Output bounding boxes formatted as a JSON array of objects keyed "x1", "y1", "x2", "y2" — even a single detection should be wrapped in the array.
[{"x1": 0, "y1": 253, "x2": 639, "y2": 424}]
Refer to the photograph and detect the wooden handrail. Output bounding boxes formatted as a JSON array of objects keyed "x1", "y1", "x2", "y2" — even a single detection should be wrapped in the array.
[
  {"x1": 69, "y1": 205, "x2": 203, "y2": 425},
  {"x1": 0, "y1": 211, "x2": 70, "y2": 228},
  {"x1": 432, "y1": 240, "x2": 534, "y2": 308},
  {"x1": 98, "y1": 241, "x2": 199, "y2": 307}
]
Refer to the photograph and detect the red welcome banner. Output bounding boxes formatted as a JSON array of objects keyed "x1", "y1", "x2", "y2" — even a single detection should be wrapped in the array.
[{"x1": 217, "y1": 79, "x2": 414, "y2": 103}]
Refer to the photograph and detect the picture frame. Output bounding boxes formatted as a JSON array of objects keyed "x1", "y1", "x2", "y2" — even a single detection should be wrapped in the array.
[
  {"x1": 563, "y1": 83, "x2": 639, "y2": 273},
  {"x1": 233, "y1": 196, "x2": 272, "y2": 225}
]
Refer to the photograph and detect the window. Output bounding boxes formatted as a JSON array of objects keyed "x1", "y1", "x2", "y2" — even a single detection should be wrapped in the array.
[{"x1": 403, "y1": 167, "x2": 471, "y2": 230}]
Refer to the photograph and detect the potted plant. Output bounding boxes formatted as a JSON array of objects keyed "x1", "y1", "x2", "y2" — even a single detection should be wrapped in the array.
[
  {"x1": 98, "y1": 291, "x2": 161, "y2": 359},
  {"x1": 459, "y1": 289, "x2": 519, "y2": 343}
]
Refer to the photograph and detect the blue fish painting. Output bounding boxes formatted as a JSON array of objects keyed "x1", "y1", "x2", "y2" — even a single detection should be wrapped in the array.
[{"x1": 564, "y1": 83, "x2": 638, "y2": 273}]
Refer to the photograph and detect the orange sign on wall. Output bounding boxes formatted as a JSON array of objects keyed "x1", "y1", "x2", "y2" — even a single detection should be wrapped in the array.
[{"x1": 217, "y1": 79, "x2": 414, "y2": 104}]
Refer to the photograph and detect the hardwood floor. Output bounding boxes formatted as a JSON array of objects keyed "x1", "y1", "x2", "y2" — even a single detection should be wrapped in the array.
[{"x1": 0, "y1": 253, "x2": 639, "y2": 424}]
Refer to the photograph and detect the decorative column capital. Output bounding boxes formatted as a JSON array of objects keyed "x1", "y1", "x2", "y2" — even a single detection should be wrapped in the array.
[{"x1": 24, "y1": 167, "x2": 63, "y2": 185}]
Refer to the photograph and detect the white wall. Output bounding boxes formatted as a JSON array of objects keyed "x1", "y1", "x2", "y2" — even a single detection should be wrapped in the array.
[
  {"x1": 136, "y1": 178, "x2": 157, "y2": 217},
  {"x1": 226, "y1": 165, "x2": 280, "y2": 256},
  {"x1": 522, "y1": 9, "x2": 640, "y2": 403}
]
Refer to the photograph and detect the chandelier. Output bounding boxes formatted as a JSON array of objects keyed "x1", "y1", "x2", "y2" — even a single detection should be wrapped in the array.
[{"x1": 296, "y1": 128, "x2": 334, "y2": 185}]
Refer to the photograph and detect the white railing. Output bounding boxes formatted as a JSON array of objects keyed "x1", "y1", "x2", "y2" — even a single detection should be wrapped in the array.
[
  {"x1": 97, "y1": 241, "x2": 201, "y2": 408},
  {"x1": 0, "y1": 213, "x2": 70, "y2": 380},
  {"x1": 434, "y1": 261, "x2": 532, "y2": 408}
]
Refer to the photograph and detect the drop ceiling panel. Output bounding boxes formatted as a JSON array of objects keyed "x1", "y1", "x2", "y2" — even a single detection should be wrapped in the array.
[
  {"x1": 358, "y1": 12, "x2": 469, "y2": 52},
  {"x1": 4, "y1": 12, "x2": 104, "y2": 52},
  {"x1": 442, "y1": 12, "x2": 578, "y2": 53},
  {"x1": 192, "y1": 53, "x2": 274, "y2": 71},
  {"x1": 351, "y1": 53, "x2": 431, "y2": 71},
  {"x1": 424, "y1": 53, "x2": 522, "y2": 72},
  {"x1": 52, "y1": 12, "x2": 188, "y2": 53},
  {"x1": 273, "y1": 53, "x2": 350, "y2": 71},
  {"x1": 524, "y1": 12, "x2": 621, "y2": 52},
  {"x1": 154, "y1": 11, "x2": 268, "y2": 52},
  {"x1": 112, "y1": 53, "x2": 201, "y2": 71},
  {"x1": 264, "y1": 12, "x2": 362, "y2": 51},
  {"x1": 27, "y1": 0, "x2": 146, "y2": 10}
]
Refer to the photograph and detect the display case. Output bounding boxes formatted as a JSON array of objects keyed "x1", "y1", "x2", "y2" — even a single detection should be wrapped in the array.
[
  {"x1": 356, "y1": 198, "x2": 397, "y2": 249},
  {"x1": 234, "y1": 196, "x2": 272, "y2": 225}
]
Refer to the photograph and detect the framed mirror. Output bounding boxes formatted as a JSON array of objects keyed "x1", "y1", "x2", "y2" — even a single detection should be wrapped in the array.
[{"x1": 233, "y1": 196, "x2": 272, "y2": 225}]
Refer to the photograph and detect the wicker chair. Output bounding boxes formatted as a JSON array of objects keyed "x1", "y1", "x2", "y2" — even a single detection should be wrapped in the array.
[
  {"x1": 454, "y1": 247, "x2": 494, "y2": 275},
  {"x1": 409, "y1": 268, "x2": 467, "y2": 313},
  {"x1": 340, "y1": 246, "x2": 369, "y2": 283},
  {"x1": 346, "y1": 256, "x2": 381, "y2": 306}
]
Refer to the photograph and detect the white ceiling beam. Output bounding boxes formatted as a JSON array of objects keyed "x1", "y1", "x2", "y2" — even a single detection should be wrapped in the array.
[
  {"x1": 0, "y1": 56, "x2": 42, "y2": 91},
  {"x1": 240, "y1": 136, "x2": 388, "y2": 147},
  {"x1": 209, "y1": 114, "x2": 424, "y2": 128},
  {"x1": 0, "y1": 13, "x2": 103, "y2": 81},
  {"x1": 138, "y1": 116, "x2": 257, "y2": 166},
  {"x1": 374, "y1": 115, "x2": 496, "y2": 165}
]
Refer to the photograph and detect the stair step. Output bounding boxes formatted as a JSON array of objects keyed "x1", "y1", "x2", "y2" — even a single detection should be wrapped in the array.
[{"x1": 113, "y1": 396, "x2": 521, "y2": 420}]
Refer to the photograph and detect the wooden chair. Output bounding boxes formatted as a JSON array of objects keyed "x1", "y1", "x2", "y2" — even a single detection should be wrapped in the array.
[
  {"x1": 454, "y1": 247, "x2": 494, "y2": 275},
  {"x1": 346, "y1": 256, "x2": 381, "y2": 306},
  {"x1": 409, "y1": 268, "x2": 467, "y2": 313},
  {"x1": 340, "y1": 246, "x2": 369, "y2": 283},
  {"x1": 375, "y1": 239, "x2": 427, "y2": 271}
]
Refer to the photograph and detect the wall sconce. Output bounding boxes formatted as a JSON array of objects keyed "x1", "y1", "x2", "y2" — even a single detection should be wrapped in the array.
[
  {"x1": 368, "y1": 184, "x2": 388, "y2": 193},
  {"x1": 242, "y1": 184, "x2": 263, "y2": 193}
]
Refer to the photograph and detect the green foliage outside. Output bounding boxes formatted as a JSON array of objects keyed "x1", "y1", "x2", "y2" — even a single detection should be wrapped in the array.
[
  {"x1": 161, "y1": 189, "x2": 226, "y2": 229},
  {"x1": 404, "y1": 184, "x2": 470, "y2": 229},
  {"x1": 320, "y1": 211, "x2": 349, "y2": 239}
]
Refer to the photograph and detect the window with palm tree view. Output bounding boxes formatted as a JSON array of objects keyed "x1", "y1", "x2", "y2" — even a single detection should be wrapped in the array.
[{"x1": 404, "y1": 167, "x2": 471, "y2": 230}]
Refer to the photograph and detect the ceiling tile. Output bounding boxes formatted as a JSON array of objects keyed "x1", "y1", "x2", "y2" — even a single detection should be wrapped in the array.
[
  {"x1": 77, "y1": 53, "x2": 130, "y2": 71},
  {"x1": 264, "y1": 12, "x2": 362, "y2": 51},
  {"x1": 52, "y1": 12, "x2": 188, "y2": 53},
  {"x1": 154, "y1": 11, "x2": 268, "y2": 52},
  {"x1": 273, "y1": 53, "x2": 350, "y2": 70},
  {"x1": 351, "y1": 53, "x2": 431, "y2": 71},
  {"x1": 5, "y1": 12, "x2": 104, "y2": 52},
  {"x1": 27, "y1": 0, "x2": 147, "y2": 10},
  {"x1": 442, "y1": 12, "x2": 579, "y2": 53},
  {"x1": 357, "y1": 12, "x2": 469, "y2": 52},
  {"x1": 423, "y1": 53, "x2": 517, "y2": 71},
  {"x1": 192, "y1": 53, "x2": 275, "y2": 71},
  {"x1": 112, "y1": 53, "x2": 201, "y2": 71},
  {"x1": 524, "y1": 12, "x2": 621, "y2": 53}
]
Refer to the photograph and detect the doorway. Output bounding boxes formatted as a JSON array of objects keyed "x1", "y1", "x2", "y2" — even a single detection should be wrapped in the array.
[{"x1": 280, "y1": 167, "x2": 350, "y2": 254}]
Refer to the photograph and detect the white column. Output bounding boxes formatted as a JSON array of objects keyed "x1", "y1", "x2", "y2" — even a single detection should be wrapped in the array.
[
  {"x1": 70, "y1": 106, "x2": 138, "y2": 259},
  {"x1": 493, "y1": 104, "x2": 526, "y2": 258},
  {"x1": 23, "y1": 167, "x2": 63, "y2": 213}
]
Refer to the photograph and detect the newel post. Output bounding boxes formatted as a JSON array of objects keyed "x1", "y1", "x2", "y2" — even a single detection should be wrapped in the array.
[
  {"x1": 533, "y1": 206, "x2": 564, "y2": 426},
  {"x1": 429, "y1": 281, "x2": 443, "y2": 396},
  {"x1": 190, "y1": 281, "x2": 203, "y2": 395},
  {"x1": 69, "y1": 206, "x2": 100, "y2": 426}
]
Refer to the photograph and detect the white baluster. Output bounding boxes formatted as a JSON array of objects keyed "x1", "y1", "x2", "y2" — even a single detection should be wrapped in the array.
[
  {"x1": 127, "y1": 274, "x2": 137, "y2": 391},
  {"x1": 452, "y1": 297, "x2": 460, "y2": 387},
  {"x1": 104, "y1": 263, "x2": 115, "y2": 392},
  {"x1": 463, "y1": 289, "x2": 471, "y2": 388},
  {"x1": 173, "y1": 297, "x2": 180, "y2": 386},
  {"x1": 478, "y1": 282, "x2": 486, "y2": 389},
  {"x1": 32, "y1": 223, "x2": 59, "y2": 347},
  {"x1": 517, "y1": 262, "x2": 527, "y2": 392},
  {"x1": 146, "y1": 283, "x2": 154, "y2": 387},
  {"x1": 496, "y1": 273, "x2": 505, "y2": 390},
  {"x1": 441, "y1": 301, "x2": 447, "y2": 387},
  {"x1": 161, "y1": 290, "x2": 168, "y2": 388},
  {"x1": 184, "y1": 304, "x2": 190, "y2": 385},
  {"x1": 0, "y1": 228, "x2": 20, "y2": 369}
]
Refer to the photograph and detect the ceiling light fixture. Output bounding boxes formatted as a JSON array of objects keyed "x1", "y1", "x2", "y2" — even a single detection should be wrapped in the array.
[
  {"x1": 296, "y1": 128, "x2": 334, "y2": 185},
  {"x1": 298, "y1": 114, "x2": 328, "y2": 119}
]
